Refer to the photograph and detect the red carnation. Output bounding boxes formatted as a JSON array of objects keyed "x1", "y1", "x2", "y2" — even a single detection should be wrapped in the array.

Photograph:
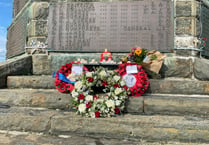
[
  {"x1": 88, "y1": 77, "x2": 93, "y2": 82},
  {"x1": 113, "y1": 84, "x2": 119, "y2": 88},
  {"x1": 93, "y1": 96, "x2": 99, "y2": 100},
  {"x1": 114, "y1": 108, "x2": 120, "y2": 114},
  {"x1": 78, "y1": 94, "x2": 85, "y2": 99},
  {"x1": 202, "y1": 38, "x2": 207, "y2": 41},
  {"x1": 102, "y1": 81, "x2": 108, "y2": 86},
  {"x1": 95, "y1": 112, "x2": 100, "y2": 118},
  {"x1": 86, "y1": 102, "x2": 91, "y2": 108}
]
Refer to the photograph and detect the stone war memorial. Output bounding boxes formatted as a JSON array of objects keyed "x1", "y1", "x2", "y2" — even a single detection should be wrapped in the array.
[{"x1": 1, "y1": 0, "x2": 209, "y2": 144}]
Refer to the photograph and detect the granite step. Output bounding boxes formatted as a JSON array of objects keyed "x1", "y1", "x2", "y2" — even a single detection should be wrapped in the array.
[
  {"x1": 7, "y1": 75, "x2": 209, "y2": 95},
  {"x1": 0, "y1": 89, "x2": 209, "y2": 117},
  {"x1": 0, "y1": 107, "x2": 209, "y2": 143}
]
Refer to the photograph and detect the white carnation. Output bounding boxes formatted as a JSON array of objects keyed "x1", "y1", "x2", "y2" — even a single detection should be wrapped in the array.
[
  {"x1": 115, "y1": 88, "x2": 123, "y2": 95},
  {"x1": 86, "y1": 95, "x2": 93, "y2": 101},
  {"x1": 116, "y1": 100, "x2": 121, "y2": 106},
  {"x1": 90, "y1": 112, "x2": 95, "y2": 118},
  {"x1": 86, "y1": 72, "x2": 93, "y2": 77},
  {"x1": 120, "y1": 80, "x2": 126, "y2": 86},
  {"x1": 72, "y1": 91, "x2": 79, "y2": 97},
  {"x1": 106, "y1": 100, "x2": 115, "y2": 108},
  {"x1": 78, "y1": 104, "x2": 86, "y2": 113},
  {"x1": 113, "y1": 75, "x2": 121, "y2": 82}
]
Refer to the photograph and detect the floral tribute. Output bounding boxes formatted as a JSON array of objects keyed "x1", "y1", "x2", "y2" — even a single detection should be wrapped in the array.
[
  {"x1": 118, "y1": 62, "x2": 149, "y2": 97},
  {"x1": 71, "y1": 67, "x2": 127, "y2": 118},
  {"x1": 54, "y1": 62, "x2": 88, "y2": 94}
]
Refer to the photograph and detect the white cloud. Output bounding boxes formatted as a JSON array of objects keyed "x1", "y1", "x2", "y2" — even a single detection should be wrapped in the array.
[{"x1": 0, "y1": 26, "x2": 7, "y2": 62}]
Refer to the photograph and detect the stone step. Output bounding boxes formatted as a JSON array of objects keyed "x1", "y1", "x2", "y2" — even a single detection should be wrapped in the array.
[
  {"x1": 0, "y1": 130, "x2": 208, "y2": 145},
  {"x1": 1, "y1": 89, "x2": 209, "y2": 117},
  {"x1": 0, "y1": 107, "x2": 209, "y2": 143},
  {"x1": 7, "y1": 75, "x2": 209, "y2": 95},
  {"x1": 0, "y1": 89, "x2": 70, "y2": 109}
]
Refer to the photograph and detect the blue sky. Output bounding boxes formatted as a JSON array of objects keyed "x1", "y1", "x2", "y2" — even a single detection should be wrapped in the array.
[{"x1": 0, "y1": 0, "x2": 13, "y2": 62}]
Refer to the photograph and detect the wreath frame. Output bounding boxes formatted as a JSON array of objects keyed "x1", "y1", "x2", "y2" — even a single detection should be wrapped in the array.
[
  {"x1": 118, "y1": 63, "x2": 149, "y2": 97},
  {"x1": 54, "y1": 62, "x2": 88, "y2": 94},
  {"x1": 71, "y1": 67, "x2": 128, "y2": 118}
]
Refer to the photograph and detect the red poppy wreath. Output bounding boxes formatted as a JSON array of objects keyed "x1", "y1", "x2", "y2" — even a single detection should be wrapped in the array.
[
  {"x1": 118, "y1": 63, "x2": 149, "y2": 97},
  {"x1": 54, "y1": 62, "x2": 88, "y2": 94}
]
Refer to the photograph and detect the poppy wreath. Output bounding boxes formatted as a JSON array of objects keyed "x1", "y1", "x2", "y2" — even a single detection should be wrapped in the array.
[
  {"x1": 54, "y1": 62, "x2": 88, "y2": 94},
  {"x1": 118, "y1": 62, "x2": 149, "y2": 97},
  {"x1": 71, "y1": 67, "x2": 128, "y2": 118}
]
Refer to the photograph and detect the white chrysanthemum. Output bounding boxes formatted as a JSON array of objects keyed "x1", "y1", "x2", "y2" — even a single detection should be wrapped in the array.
[
  {"x1": 115, "y1": 100, "x2": 121, "y2": 106},
  {"x1": 99, "y1": 70, "x2": 107, "y2": 77},
  {"x1": 78, "y1": 104, "x2": 86, "y2": 113},
  {"x1": 113, "y1": 75, "x2": 121, "y2": 82},
  {"x1": 75, "y1": 81, "x2": 82, "y2": 89},
  {"x1": 106, "y1": 100, "x2": 115, "y2": 108},
  {"x1": 86, "y1": 72, "x2": 93, "y2": 77},
  {"x1": 115, "y1": 88, "x2": 123, "y2": 95},
  {"x1": 86, "y1": 95, "x2": 93, "y2": 101}
]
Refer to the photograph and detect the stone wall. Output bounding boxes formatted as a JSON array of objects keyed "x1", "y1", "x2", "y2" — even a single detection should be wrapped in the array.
[{"x1": 6, "y1": 0, "x2": 209, "y2": 57}]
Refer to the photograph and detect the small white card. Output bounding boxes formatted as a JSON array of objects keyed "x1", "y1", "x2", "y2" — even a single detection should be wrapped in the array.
[
  {"x1": 72, "y1": 66, "x2": 83, "y2": 75},
  {"x1": 126, "y1": 65, "x2": 138, "y2": 74}
]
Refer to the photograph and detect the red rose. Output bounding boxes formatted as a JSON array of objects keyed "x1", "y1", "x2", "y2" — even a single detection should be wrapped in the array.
[
  {"x1": 95, "y1": 112, "x2": 100, "y2": 118},
  {"x1": 86, "y1": 102, "x2": 91, "y2": 108},
  {"x1": 113, "y1": 84, "x2": 119, "y2": 88},
  {"x1": 114, "y1": 108, "x2": 120, "y2": 114},
  {"x1": 122, "y1": 85, "x2": 128, "y2": 90},
  {"x1": 88, "y1": 77, "x2": 93, "y2": 82},
  {"x1": 93, "y1": 96, "x2": 99, "y2": 100},
  {"x1": 78, "y1": 94, "x2": 85, "y2": 99},
  {"x1": 102, "y1": 81, "x2": 108, "y2": 86},
  {"x1": 202, "y1": 38, "x2": 207, "y2": 41}
]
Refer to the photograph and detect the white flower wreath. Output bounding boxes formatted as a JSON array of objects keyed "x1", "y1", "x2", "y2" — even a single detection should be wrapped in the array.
[{"x1": 71, "y1": 67, "x2": 128, "y2": 118}]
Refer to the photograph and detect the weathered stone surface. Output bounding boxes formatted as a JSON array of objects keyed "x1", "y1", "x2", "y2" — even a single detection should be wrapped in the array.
[
  {"x1": 8, "y1": 75, "x2": 209, "y2": 95},
  {"x1": 175, "y1": 17, "x2": 200, "y2": 36},
  {"x1": 1, "y1": 107, "x2": 209, "y2": 143},
  {"x1": 148, "y1": 79, "x2": 209, "y2": 95},
  {"x1": 28, "y1": 21, "x2": 48, "y2": 37},
  {"x1": 160, "y1": 57, "x2": 193, "y2": 78},
  {"x1": 50, "y1": 112, "x2": 209, "y2": 142},
  {"x1": 32, "y1": 55, "x2": 51, "y2": 75},
  {"x1": 32, "y1": 2, "x2": 49, "y2": 20},
  {"x1": 194, "y1": 58, "x2": 209, "y2": 80},
  {"x1": 0, "y1": 131, "x2": 203, "y2": 145},
  {"x1": 0, "y1": 89, "x2": 71, "y2": 109},
  {"x1": 176, "y1": 1, "x2": 200, "y2": 17},
  {"x1": 144, "y1": 94, "x2": 209, "y2": 116},
  {"x1": 0, "y1": 55, "x2": 32, "y2": 88},
  {"x1": 0, "y1": 107, "x2": 56, "y2": 132},
  {"x1": 175, "y1": 36, "x2": 197, "y2": 48},
  {"x1": 7, "y1": 76, "x2": 54, "y2": 89},
  {"x1": 125, "y1": 97, "x2": 143, "y2": 113}
]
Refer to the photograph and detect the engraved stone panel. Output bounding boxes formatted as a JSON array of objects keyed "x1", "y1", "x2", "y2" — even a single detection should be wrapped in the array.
[
  {"x1": 48, "y1": 0, "x2": 174, "y2": 52},
  {"x1": 7, "y1": 10, "x2": 28, "y2": 58}
]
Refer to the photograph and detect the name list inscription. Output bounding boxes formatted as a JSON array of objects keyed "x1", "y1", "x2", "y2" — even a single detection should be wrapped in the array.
[{"x1": 48, "y1": 0, "x2": 173, "y2": 52}]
